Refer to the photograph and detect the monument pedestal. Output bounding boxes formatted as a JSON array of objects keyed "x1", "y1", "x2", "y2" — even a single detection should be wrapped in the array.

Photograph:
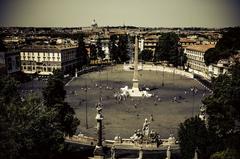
[{"x1": 132, "y1": 79, "x2": 139, "y2": 89}]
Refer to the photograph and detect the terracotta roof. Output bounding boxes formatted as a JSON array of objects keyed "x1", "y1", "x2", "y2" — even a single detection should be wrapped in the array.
[
  {"x1": 186, "y1": 44, "x2": 215, "y2": 52},
  {"x1": 179, "y1": 38, "x2": 196, "y2": 43}
]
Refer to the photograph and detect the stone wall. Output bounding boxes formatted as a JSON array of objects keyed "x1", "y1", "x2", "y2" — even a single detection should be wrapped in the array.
[{"x1": 123, "y1": 63, "x2": 194, "y2": 79}]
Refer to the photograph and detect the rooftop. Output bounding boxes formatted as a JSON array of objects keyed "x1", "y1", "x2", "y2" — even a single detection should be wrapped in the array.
[
  {"x1": 179, "y1": 38, "x2": 196, "y2": 43},
  {"x1": 21, "y1": 44, "x2": 78, "y2": 52},
  {"x1": 186, "y1": 44, "x2": 215, "y2": 52}
]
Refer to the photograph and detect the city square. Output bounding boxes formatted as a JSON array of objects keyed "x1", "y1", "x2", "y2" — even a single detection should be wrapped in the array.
[
  {"x1": 1, "y1": 0, "x2": 239, "y2": 158},
  {"x1": 65, "y1": 65, "x2": 208, "y2": 139}
]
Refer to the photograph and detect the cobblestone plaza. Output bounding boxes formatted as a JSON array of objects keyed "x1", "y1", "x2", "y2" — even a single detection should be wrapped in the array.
[{"x1": 65, "y1": 65, "x2": 208, "y2": 139}]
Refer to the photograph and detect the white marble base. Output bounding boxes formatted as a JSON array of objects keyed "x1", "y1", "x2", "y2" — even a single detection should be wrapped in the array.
[{"x1": 120, "y1": 86, "x2": 152, "y2": 97}]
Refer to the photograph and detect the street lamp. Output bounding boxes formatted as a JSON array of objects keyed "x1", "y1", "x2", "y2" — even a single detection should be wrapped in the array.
[
  {"x1": 191, "y1": 87, "x2": 196, "y2": 117},
  {"x1": 85, "y1": 76, "x2": 88, "y2": 129},
  {"x1": 172, "y1": 68, "x2": 175, "y2": 85},
  {"x1": 162, "y1": 66, "x2": 165, "y2": 87}
]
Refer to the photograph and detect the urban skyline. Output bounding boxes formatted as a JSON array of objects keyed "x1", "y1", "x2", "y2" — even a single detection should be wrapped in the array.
[{"x1": 0, "y1": 0, "x2": 240, "y2": 28}]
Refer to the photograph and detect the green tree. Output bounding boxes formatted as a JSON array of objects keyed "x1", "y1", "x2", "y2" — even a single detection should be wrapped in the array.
[
  {"x1": 0, "y1": 76, "x2": 21, "y2": 159},
  {"x1": 139, "y1": 49, "x2": 153, "y2": 62},
  {"x1": 117, "y1": 34, "x2": 130, "y2": 63},
  {"x1": 204, "y1": 27, "x2": 240, "y2": 65},
  {"x1": 96, "y1": 38, "x2": 105, "y2": 60},
  {"x1": 178, "y1": 116, "x2": 209, "y2": 159},
  {"x1": 176, "y1": 48, "x2": 187, "y2": 67},
  {"x1": 202, "y1": 62, "x2": 240, "y2": 157},
  {"x1": 90, "y1": 44, "x2": 97, "y2": 63},
  {"x1": 42, "y1": 70, "x2": 79, "y2": 136},
  {"x1": 77, "y1": 34, "x2": 89, "y2": 67},
  {"x1": 204, "y1": 48, "x2": 220, "y2": 66},
  {"x1": 0, "y1": 76, "x2": 66, "y2": 159},
  {"x1": 0, "y1": 36, "x2": 7, "y2": 51},
  {"x1": 216, "y1": 27, "x2": 240, "y2": 51},
  {"x1": 42, "y1": 70, "x2": 66, "y2": 107},
  {"x1": 154, "y1": 32, "x2": 184, "y2": 66},
  {"x1": 109, "y1": 34, "x2": 118, "y2": 63},
  {"x1": 54, "y1": 102, "x2": 79, "y2": 136},
  {"x1": 18, "y1": 95, "x2": 64, "y2": 159}
]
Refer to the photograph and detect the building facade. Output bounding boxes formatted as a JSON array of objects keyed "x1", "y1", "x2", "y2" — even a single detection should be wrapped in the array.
[
  {"x1": 184, "y1": 44, "x2": 215, "y2": 79},
  {"x1": 0, "y1": 50, "x2": 21, "y2": 75},
  {"x1": 179, "y1": 38, "x2": 197, "y2": 48},
  {"x1": 20, "y1": 45, "x2": 79, "y2": 75},
  {"x1": 208, "y1": 61, "x2": 229, "y2": 78},
  {"x1": 143, "y1": 35, "x2": 159, "y2": 54}
]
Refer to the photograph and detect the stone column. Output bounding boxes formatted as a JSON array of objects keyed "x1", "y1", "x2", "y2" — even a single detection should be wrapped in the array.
[{"x1": 93, "y1": 103, "x2": 105, "y2": 158}]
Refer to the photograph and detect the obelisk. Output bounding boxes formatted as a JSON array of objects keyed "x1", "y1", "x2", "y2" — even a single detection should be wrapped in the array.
[
  {"x1": 132, "y1": 35, "x2": 139, "y2": 91},
  {"x1": 120, "y1": 35, "x2": 151, "y2": 97}
]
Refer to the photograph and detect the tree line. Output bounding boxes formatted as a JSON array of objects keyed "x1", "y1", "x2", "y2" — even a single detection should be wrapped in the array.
[
  {"x1": 82, "y1": 32, "x2": 186, "y2": 66},
  {"x1": 178, "y1": 28, "x2": 240, "y2": 159},
  {"x1": 204, "y1": 27, "x2": 240, "y2": 66},
  {"x1": 0, "y1": 70, "x2": 79, "y2": 159},
  {"x1": 178, "y1": 62, "x2": 240, "y2": 159}
]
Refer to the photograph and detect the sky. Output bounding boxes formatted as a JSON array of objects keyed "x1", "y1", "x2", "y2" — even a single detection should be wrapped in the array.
[{"x1": 0, "y1": 0, "x2": 239, "y2": 28}]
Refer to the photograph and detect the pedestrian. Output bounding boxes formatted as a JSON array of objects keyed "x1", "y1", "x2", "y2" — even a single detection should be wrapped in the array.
[
  {"x1": 134, "y1": 103, "x2": 137, "y2": 109},
  {"x1": 150, "y1": 114, "x2": 154, "y2": 122},
  {"x1": 137, "y1": 114, "x2": 139, "y2": 119}
]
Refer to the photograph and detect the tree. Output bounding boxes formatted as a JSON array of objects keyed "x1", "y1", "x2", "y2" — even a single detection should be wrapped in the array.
[
  {"x1": 42, "y1": 70, "x2": 66, "y2": 107},
  {"x1": 202, "y1": 62, "x2": 240, "y2": 157},
  {"x1": 178, "y1": 116, "x2": 209, "y2": 159},
  {"x1": 77, "y1": 34, "x2": 89, "y2": 68},
  {"x1": 215, "y1": 27, "x2": 240, "y2": 51},
  {"x1": 0, "y1": 76, "x2": 65, "y2": 159},
  {"x1": 42, "y1": 70, "x2": 79, "y2": 136},
  {"x1": 96, "y1": 38, "x2": 105, "y2": 61},
  {"x1": 176, "y1": 48, "x2": 187, "y2": 67},
  {"x1": 0, "y1": 36, "x2": 7, "y2": 51},
  {"x1": 0, "y1": 76, "x2": 21, "y2": 159},
  {"x1": 139, "y1": 49, "x2": 153, "y2": 62},
  {"x1": 109, "y1": 34, "x2": 118, "y2": 63},
  {"x1": 116, "y1": 34, "x2": 130, "y2": 63},
  {"x1": 204, "y1": 48, "x2": 220, "y2": 66},
  {"x1": 204, "y1": 27, "x2": 240, "y2": 65},
  {"x1": 18, "y1": 95, "x2": 65, "y2": 159},
  {"x1": 154, "y1": 32, "x2": 184, "y2": 66},
  {"x1": 90, "y1": 44, "x2": 97, "y2": 64}
]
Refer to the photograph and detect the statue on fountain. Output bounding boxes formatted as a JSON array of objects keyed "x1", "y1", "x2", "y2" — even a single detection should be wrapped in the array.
[{"x1": 142, "y1": 118, "x2": 151, "y2": 136}]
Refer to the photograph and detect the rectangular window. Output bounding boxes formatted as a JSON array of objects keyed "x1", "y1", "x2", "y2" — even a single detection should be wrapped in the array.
[{"x1": 47, "y1": 67, "x2": 51, "y2": 72}]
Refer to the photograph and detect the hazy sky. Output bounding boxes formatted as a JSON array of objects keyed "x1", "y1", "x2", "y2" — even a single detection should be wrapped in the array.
[{"x1": 0, "y1": 0, "x2": 239, "y2": 27}]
